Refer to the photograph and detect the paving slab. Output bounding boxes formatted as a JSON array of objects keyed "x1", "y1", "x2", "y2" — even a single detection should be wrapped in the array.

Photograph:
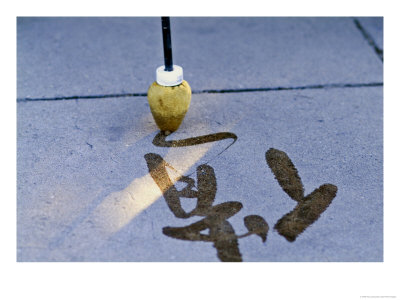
[
  {"x1": 17, "y1": 86, "x2": 383, "y2": 261},
  {"x1": 17, "y1": 17, "x2": 382, "y2": 99}
]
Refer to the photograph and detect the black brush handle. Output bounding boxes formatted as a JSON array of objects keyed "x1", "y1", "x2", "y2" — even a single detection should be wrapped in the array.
[{"x1": 161, "y1": 17, "x2": 173, "y2": 71}]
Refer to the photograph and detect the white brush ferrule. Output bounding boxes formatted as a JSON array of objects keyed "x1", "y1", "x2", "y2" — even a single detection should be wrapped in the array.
[{"x1": 156, "y1": 65, "x2": 183, "y2": 86}]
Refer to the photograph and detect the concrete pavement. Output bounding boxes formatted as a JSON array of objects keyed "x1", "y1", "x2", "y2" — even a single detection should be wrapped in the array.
[{"x1": 17, "y1": 17, "x2": 383, "y2": 262}]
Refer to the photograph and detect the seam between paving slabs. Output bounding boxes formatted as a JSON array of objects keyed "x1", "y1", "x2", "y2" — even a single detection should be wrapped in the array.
[
  {"x1": 353, "y1": 18, "x2": 383, "y2": 62},
  {"x1": 16, "y1": 82, "x2": 383, "y2": 103}
]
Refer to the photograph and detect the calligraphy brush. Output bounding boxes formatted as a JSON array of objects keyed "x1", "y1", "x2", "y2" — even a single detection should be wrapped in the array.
[{"x1": 147, "y1": 17, "x2": 192, "y2": 135}]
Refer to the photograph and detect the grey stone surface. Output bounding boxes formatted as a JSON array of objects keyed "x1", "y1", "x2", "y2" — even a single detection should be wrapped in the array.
[
  {"x1": 357, "y1": 17, "x2": 383, "y2": 50},
  {"x1": 17, "y1": 86, "x2": 383, "y2": 261},
  {"x1": 17, "y1": 17, "x2": 383, "y2": 99},
  {"x1": 17, "y1": 16, "x2": 383, "y2": 262}
]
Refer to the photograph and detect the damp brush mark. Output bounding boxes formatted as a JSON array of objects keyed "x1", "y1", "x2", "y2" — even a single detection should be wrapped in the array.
[
  {"x1": 152, "y1": 131, "x2": 237, "y2": 148},
  {"x1": 145, "y1": 131, "x2": 339, "y2": 261},
  {"x1": 274, "y1": 184, "x2": 337, "y2": 242},
  {"x1": 152, "y1": 131, "x2": 238, "y2": 176},
  {"x1": 145, "y1": 153, "x2": 269, "y2": 262},
  {"x1": 266, "y1": 148, "x2": 338, "y2": 242}
]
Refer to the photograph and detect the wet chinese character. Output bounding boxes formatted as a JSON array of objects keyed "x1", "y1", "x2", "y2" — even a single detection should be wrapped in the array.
[
  {"x1": 266, "y1": 148, "x2": 338, "y2": 242},
  {"x1": 145, "y1": 152, "x2": 269, "y2": 262},
  {"x1": 144, "y1": 131, "x2": 338, "y2": 261}
]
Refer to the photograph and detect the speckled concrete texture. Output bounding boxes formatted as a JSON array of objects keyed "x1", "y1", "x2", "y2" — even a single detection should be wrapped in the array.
[
  {"x1": 357, "y1": 17, "x2": 383, "y2": 50},
  {"x1": 17, "y1": 17, "x2": 382, "y2": 99}
]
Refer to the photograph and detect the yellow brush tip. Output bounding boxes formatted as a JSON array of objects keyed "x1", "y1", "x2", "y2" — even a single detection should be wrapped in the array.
[{"x1": 147, "y1": 80, "x2": 192, "y2": 133}]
